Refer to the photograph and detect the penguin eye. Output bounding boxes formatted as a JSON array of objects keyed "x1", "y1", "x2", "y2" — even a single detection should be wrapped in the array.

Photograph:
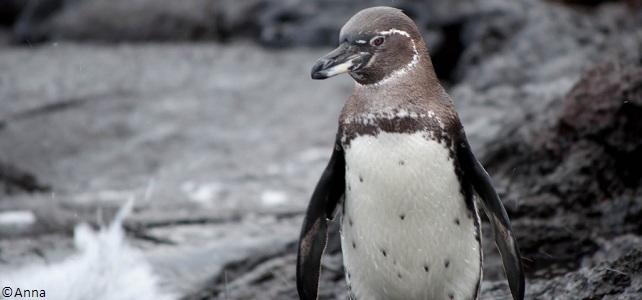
[{"x1": 369, "y1": 36, "x2": 385, "y2": 47}]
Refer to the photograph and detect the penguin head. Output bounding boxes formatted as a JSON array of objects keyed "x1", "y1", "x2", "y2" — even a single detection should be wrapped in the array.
[{"x1": 311, "y1": 6, "x2": 426, "y2": 85}]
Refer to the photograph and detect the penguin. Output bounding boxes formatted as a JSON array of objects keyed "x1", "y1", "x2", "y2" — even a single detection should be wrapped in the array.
[{"x1": 296, "y1": 6, "x2": 524, "y2": 300}]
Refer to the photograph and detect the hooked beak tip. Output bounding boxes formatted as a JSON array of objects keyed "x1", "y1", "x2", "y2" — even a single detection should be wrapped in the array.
[
  {"x1": 310, "y1": 43, "x2": 363, "y2": 80},
  {"x1": 311, "y1": 72, "x2": 327, "y2": 80},
  {"x1": 311, "y1": 58, "x2": 334, "y2": 80}
]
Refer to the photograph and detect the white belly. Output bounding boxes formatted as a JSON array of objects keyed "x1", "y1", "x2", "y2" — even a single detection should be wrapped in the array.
[{"x1": 341, "y1": 132, "x2": 481, "y2": 300}]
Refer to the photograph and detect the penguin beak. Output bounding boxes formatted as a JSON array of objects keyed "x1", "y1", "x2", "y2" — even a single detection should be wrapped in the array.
[{"x1": 311, "y1": 42, "x2": 372, "y2": 80}]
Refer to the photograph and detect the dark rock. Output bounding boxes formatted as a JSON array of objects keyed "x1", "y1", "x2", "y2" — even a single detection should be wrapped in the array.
[
  {"x1": 487, "y1": 55, "x2": 642, "y2": 210},
  {"x1": 555, "y1": 58, "x2": 642, "y2": 189},
  {"x1": 455, "y1": 3, "x2": 526, "y2": 82},
  {"x1": 481, "y1": 53, "x2": 642, "y2": 291},
  {"x1": 451, "y1": 0, "x2": 641, "y2": 151},
  {"x1": 47, "y1": 0, "x2": 223, "y2": 42},
  {"x1": 0, "y1": 161, "x2": 50, "y2": 195},
  {"x1": 214, "y1": 0, "x2": 267, "y2": 42},
  {"x1": 12, "y1": 0, "x2": 65, "y2": 43},
  {"x1": 525, "y1": 236, "x2": 642, "y2": 299},
  {"x1": 0, "y1": 0, "x2": 29, "y2": 27}
]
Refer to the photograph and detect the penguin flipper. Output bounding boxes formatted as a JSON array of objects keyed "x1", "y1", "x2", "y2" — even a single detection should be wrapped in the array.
[
  {"x1": 458, "y1": 143, "x2": 525, "y2": 300},
  {"x1": 297, "y1": 143, "x2": 345, "y2": 300}
]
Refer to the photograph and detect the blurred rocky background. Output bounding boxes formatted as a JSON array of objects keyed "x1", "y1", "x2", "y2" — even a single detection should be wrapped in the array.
[{"x1": 1, "y1": 0, "x2": 641, "y2": 299}]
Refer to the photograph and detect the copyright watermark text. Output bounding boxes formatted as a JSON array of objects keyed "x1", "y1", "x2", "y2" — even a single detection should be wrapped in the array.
[{"x1": 2, "y1": 287, "x2": 46, "y2": 298}]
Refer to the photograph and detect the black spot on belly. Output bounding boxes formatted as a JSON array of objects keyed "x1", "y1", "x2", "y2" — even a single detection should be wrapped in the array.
[
  {"x1": 349, "y1": 217, "x2": 353, "y2": 226},
  {"x1": 444, "y1": 259, "x2": 450, "y2": 268},
  {"x1": 359, "y1": 175, "x2": 363, "y2": 182},
  {"x1": 399, "y1": 213, "x2": 406, "y2": 220},
  {"x1": 352, "y1": 241, "x2": 357, "y2": 249},
  {"x1": 397, "y1": 272, "x2": 402, "y2": 279},
  {"x1": 448, "y1": 292, "x2": 455, "y2": 299},
  {"x1": 424, "y1": 264, "x2": 429, "y2": 272},
  {"x1": 454, "y1": 218, "x2": 460, "y2": 226},
  {"x1": 399, "y1": 159, "x2": 405, "y2": 166},
  {"x1": 381, "y1": 249, "x2": 387, "y2": 257}
]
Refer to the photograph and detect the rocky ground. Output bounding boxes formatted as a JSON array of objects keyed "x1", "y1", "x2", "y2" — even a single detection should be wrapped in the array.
[{"x1": 1, "y1": 0, "x2": 641, "y2": 299}]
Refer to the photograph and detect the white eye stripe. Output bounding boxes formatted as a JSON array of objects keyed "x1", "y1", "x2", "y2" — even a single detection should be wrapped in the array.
[
  {"x1": 356, "y1": 39, "x2": 367, "y2": 44},
  {"x1": 378, "y1": 28, "x2": 410, "y2": 37}
]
